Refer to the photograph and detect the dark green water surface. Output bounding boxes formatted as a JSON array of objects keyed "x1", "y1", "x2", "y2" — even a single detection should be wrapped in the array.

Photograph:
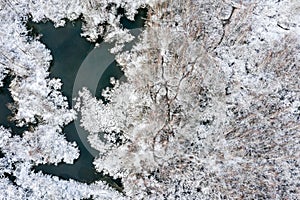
[
  {"x1": 0, "y1": 8, "x2": 147, "y2": 190},
  {"x1": 27, "y1": 19, "x2": 108, "y2": 184}
]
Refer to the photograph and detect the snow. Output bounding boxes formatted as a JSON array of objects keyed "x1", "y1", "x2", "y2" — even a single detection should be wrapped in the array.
[
  {"x1": 0, "y1": 0, "x2": 159, "y2": 199},
  {"x1": 0, "y1": 0, "x2": 299, "y2": 199},
  {"x1": 77, "y1": 0, "x2": 300, "y2": 199}
]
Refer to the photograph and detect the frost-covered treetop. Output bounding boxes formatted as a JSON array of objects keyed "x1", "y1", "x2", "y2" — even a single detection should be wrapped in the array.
[
  {"x1": 77, "y1": 0, "x2": 300, "y2": 199},
  {"x1": 0, "y1": 0, "x2": 159, "y2": 199},
  {"x1": 0, "y1": 0, "x2": 299, "y2": 199}
]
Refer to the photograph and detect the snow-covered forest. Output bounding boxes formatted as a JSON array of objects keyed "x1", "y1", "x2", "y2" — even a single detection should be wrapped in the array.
[{"x1": 0, "y1": 0, "x2": 299, "y2": 199}]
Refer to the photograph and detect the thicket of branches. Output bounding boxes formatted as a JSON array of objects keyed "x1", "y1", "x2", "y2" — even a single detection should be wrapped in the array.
[
  {"x1": 77, "y1": 0, "x2": 300, "y2": 199},
  {"x1": 0, "y1": 0, "x2": 298, "y2": 199}
]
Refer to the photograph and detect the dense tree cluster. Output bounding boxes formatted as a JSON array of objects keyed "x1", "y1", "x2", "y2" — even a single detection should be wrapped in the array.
[
  {"x1": 77, "y1": 0, "x2": 300, "y2": 199},
  {"x1": 0, "y1": 0, "x2": 153, "y2": 199},
  {"x1": 0, "y1": 0, "x2": 299, "y2": 199}
]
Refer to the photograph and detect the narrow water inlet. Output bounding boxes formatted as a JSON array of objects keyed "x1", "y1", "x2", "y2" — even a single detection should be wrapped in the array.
[{"x1": 0, "y1": 76, "x2": 30, "y2": 135}]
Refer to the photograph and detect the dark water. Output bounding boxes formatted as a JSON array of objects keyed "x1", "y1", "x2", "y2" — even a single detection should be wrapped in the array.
[
  {"x1": 0, "y1": 7, "x2": 148, "y2": 192},
  {"x1": 27, "y1": 19, "x2": 107, "y2": 184},
  {"x1": 95, "y1": 8, "x2": 147, "y2": 99},
  {"x1": 95, "y1": 60, "x2": 124, "y2": 100},
  {"x1": 27, "y1": 19, "x2": 124, "y2": 188},
  {"x1": 0, "y1": 76, "x2": 29, "y2": 135},
  {"x1": 27, "y1": 19, "x2": 95, "y2": 106},
  {"x1": 25, "y1": 8, "x2": 147, "y2": 188}
]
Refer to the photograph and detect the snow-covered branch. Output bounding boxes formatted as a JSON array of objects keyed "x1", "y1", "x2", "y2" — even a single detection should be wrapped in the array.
[
  {"x1": 0, "y1": 0, "x2": 160, "y2": 198},
  {"x1": 77, "y1": 0, "x2": 300, "y2": 199}
]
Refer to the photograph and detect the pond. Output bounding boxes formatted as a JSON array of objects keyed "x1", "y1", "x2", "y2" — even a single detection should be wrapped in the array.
[
  {"x1": 24, "y1": 8, "x2": 147, "y2": 188},
  {"x1": 26, "y1": 19, "x2": 107, "y2": 185}
]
